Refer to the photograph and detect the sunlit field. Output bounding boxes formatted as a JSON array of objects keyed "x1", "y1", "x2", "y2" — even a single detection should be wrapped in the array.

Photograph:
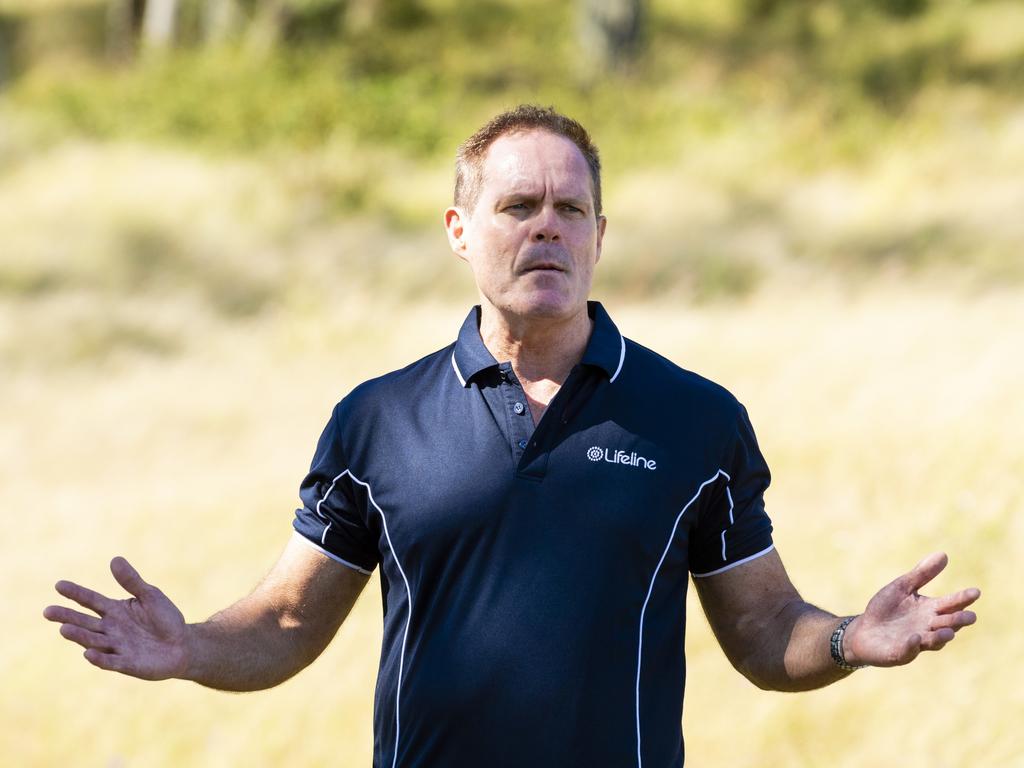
[
  {"x1": 3, "y1": 285, "x2": 1020, "y2": 767},
  {"x1": 4, "y1": 0, "x2": 1023, "y2": 764}
]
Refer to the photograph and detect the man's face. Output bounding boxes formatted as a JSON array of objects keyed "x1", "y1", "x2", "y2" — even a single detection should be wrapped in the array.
[{"x1": 445, "y1": 130, "x2": 607, "y2": 323}]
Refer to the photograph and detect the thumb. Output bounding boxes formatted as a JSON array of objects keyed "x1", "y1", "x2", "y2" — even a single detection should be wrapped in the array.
[
  {"x1": 110, "y1": 556, "x2": 150, "y2": 598},
  {"x1": 900, "y1": 633, "x2": 923, "y2": 665},
  {"x1": 900, "y1": 552, "x2": 948, "y2": 594}
]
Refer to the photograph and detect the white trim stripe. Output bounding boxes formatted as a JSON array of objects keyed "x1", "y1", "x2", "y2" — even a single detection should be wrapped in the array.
[
  {"x1": 291, "y1": 531, "x2": 373, "y2": 575},
  {"x1": 345, "y1": 470, "x2": 412, "y2": 768},
  {"x1": 610, "y1": 332, "x2": 626, "y2": 383},
  {"x1": 635, "y1": 468, "x2": 729, "y2": 767},
  {"x1": 308, "y1": 467, "x2": 411, "y2": 767},
  {"x1": 450, "y1": 351, "x2": 466, "y2": 387},
  {"x1": 720, "y1": 485, "x2": 735, "y2": 561},
  {"x1": 691, "y1": 544, "x2": 776, "y2": 579},
  {"x1": 315, "y1": 470, "x2": 347, "y2": 546}
]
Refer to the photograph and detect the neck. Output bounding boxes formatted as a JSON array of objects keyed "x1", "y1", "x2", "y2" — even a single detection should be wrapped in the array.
[{"x1": 478, "y1": 302, "x2": 593, "y2": 391}]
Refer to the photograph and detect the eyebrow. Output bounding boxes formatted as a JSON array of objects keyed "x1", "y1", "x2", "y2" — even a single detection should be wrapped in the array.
[
  {"x1": 495, "y1": 191, "x2": 591, "y2": 210},
  {"x1": 496, "y1": 188, "x2": 540, "y2": 202}
]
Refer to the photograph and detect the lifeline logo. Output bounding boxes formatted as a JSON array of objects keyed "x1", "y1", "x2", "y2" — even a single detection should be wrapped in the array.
[{"x1": 586, "y1": 446, "x2": 657, "y2": 471}]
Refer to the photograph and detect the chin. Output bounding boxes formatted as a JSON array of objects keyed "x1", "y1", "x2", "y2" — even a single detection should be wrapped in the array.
[{"x1": 509, "y1": 291, "x2": 582, "y2": 321}]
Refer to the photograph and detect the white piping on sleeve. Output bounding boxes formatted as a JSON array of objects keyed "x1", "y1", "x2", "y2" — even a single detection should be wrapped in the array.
[
  {"x1": 345, "y1": 470, "x2": 412, "y2": 768},
  {"x1": 635, "y1": 468, "x2": 729, "y2": 767},
  {"x1": 309, "y1": 467, "x2": 411, "y2": 767},
  {"x1": 450, "y1": 351, "x2": 466, "y2": 386},
  {"x1": 720, "y1": 485, "x2": 735, "y2": 561},
  {"x1": 291, "y1": 531, "x2": 373, "y2": 575},
  {"x1": 610, "y1": 333, "x2": 626, "y2": 383},
  {"x1": 315, "y1": 470, "x2": 347, "y2": 546},
  {"x1": 691, "y1": 544, "x2": 776, "y2": 578}
]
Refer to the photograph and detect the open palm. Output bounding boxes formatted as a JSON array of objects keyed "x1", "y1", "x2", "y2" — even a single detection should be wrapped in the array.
[
  {"x1": 44, "y1": 556, "x2": 190, "y2": 680},
  {"x1": 844, "y1": 552, "x2": 980, "y2": 667}
]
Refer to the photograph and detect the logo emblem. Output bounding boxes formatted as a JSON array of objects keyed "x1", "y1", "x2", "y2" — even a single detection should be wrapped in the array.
[{"x1": 586, "y1": 445, "x2": 657, "y2": 471}]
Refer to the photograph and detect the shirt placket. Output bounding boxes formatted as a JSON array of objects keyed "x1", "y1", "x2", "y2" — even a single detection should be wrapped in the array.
[{"x1": 497, "y1": 362, "x2": 535, "y2": 469}]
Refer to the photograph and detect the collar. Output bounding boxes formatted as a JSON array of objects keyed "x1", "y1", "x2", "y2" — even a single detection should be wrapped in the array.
[{"x1": 450, "y1": 300, "x2": 626, "y2": 388}]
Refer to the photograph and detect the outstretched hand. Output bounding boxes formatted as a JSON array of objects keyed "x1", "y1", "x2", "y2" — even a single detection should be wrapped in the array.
[
  {"x1": 43, "y1": 557, "x2": 191, "y2": 680},
  {"x1": 843, "y1": 552, "x2": 980, "y2": 668}
]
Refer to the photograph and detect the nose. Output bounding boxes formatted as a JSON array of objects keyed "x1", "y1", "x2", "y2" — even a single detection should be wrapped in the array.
[{"x1": 532, "y1": 205, "x2": 560, "y2": 242}]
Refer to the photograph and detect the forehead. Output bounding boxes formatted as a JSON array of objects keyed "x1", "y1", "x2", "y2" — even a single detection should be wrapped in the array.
[{"x1": 480, "y1": 130, "x2": 592, "y2": 195}]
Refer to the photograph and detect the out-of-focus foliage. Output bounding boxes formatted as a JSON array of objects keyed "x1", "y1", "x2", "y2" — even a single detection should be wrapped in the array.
[
  {"x1": 2, "y1": 0, "x2": 1022, "y2": 157},
  {"x1": 1, "y1": 0, "x2": 1023, "y2": 365}
]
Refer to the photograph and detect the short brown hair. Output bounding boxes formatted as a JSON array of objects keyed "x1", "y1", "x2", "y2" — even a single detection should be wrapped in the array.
[{"x1": 454, "y1": 104, "x2": 602, "y2": 216}]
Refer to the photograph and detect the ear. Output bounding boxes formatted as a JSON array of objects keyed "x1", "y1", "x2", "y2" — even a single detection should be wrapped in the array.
[
  {"x1": 444, "y1": 207, "x2": 469, "y2": 262},
  {"x1": 595, "y1": 214, "x2": 607, "y2": 264}
]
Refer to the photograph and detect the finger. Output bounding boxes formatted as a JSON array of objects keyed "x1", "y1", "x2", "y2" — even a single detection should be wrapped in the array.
[
  {"x1": 934, "y1": 587, "x2": 981, "y2": 614},
  {"x1": 59, "y1": 623, "x2": 116, "y2": 652},
  {"x1": 110, "y1": 557, "x2": 150, "y2": 599},
  {"x1": 54, "y1": 580, "x2": 114, "y2": 616},
  {"x1": 899, "y1": 552, "x2": 948, "y2": 594},
  {"x1": 920, "y1": 628, "x2": 955, "y2": 651},
  {"x1": 930, "y1": 610, "x2": 977, "y2": 632},
  {"x1": 43, "y1": 605, "x2": 103, "y2": 633},
  {"x1": 83, "y1": 649, "x2": 128, "y2": 673}
]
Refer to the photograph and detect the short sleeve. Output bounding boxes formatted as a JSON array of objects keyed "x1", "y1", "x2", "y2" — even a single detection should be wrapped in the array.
[
  {"x1": 292, "y1": 405, "x2": 380, "y2": 574},
  {"x1": 689, "y1": 403, "x2": 774, "y2": 577}
]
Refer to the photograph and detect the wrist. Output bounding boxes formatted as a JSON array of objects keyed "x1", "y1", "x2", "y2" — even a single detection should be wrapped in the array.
[
  {"x1": 176, "y1": 623, "x2": 202, "y2": 681},
  {"x1": 830, "y1": 615, "x2": 868, "y2": 671}
]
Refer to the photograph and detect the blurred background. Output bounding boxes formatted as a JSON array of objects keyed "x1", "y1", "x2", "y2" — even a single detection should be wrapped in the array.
[{"x1": 2, "y1": 0, "x2": 1021, "y2": 765}]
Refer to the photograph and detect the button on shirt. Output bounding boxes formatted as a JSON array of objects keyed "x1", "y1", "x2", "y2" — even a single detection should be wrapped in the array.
[{"x1": 293, "y1": 301, "x2": 774, "y2": 768}]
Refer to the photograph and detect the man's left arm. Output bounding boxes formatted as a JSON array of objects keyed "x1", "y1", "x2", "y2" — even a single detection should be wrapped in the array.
[{"x1": 692, "y1": 548, "x2": 981, "y2": 692}]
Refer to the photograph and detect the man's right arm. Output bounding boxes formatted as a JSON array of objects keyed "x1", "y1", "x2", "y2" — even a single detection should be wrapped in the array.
[{"x1": 43, "y1": 533, "x2": 370, "y2": 692}]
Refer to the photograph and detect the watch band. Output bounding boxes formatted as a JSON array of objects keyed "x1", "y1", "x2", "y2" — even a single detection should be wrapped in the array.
[{"x1": 830, "y1": 616, "x2": 867, "y2": 671}]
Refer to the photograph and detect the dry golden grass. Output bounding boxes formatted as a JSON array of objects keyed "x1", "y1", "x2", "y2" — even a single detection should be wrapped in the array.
[
  {"x1": 5, "y1": 3, "x2": 1024, "y2": 761},
  {"x1": 3, "y1": 286, "x2": 1020, "y2": 767}
]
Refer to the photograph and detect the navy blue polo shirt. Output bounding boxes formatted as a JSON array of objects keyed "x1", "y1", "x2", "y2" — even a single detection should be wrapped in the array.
[{"x1": 293, "y1": 301, "x2": 773, "y2": 768}]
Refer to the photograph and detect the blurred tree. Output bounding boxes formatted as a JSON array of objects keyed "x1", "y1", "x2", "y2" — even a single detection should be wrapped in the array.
[
  {"x1": 0, "y1": 13, "x2": 13, "y2": 87},
  {"x1": 244, "y1": 0, "x2": 343, "y2": 51},
  {"x1": 0, "y1": 14, "x2": 12, "y2": 88},
  {"x1": 743, "y1": 0, "x2": 929, "y2": 22},
  {"x1": 202, "y1": 0, "x2": 243, "y2": 45},
  {"x1": 869, "y1": 0, "x2": 929, "y2": 18},
  {"x1": 98, "y1": 0, "x2": 405, "y2": 58},
  {"x1": 345, "y1": 0, "x2": 426, "y2": 33},
  {"x1": 578, "y1": 0, "x2": 644, "y2": 73},
  {"x1": 245, "y1": 0, "x2": 289, "y2": 52},
  {"x1": 106, "y1": 0, "x2": 144, "y2": 61},
  {"x1": 346, "y1": 0, "x2": 381, "y2": 33},
  {"x1": 142, "y1": 0, "x2": 180, "y2": 50}
]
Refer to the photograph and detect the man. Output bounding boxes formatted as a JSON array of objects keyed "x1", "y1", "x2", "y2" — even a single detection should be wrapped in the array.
[{"x1": 45, "y1": 105, "x2": 980, "y2": 767}]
